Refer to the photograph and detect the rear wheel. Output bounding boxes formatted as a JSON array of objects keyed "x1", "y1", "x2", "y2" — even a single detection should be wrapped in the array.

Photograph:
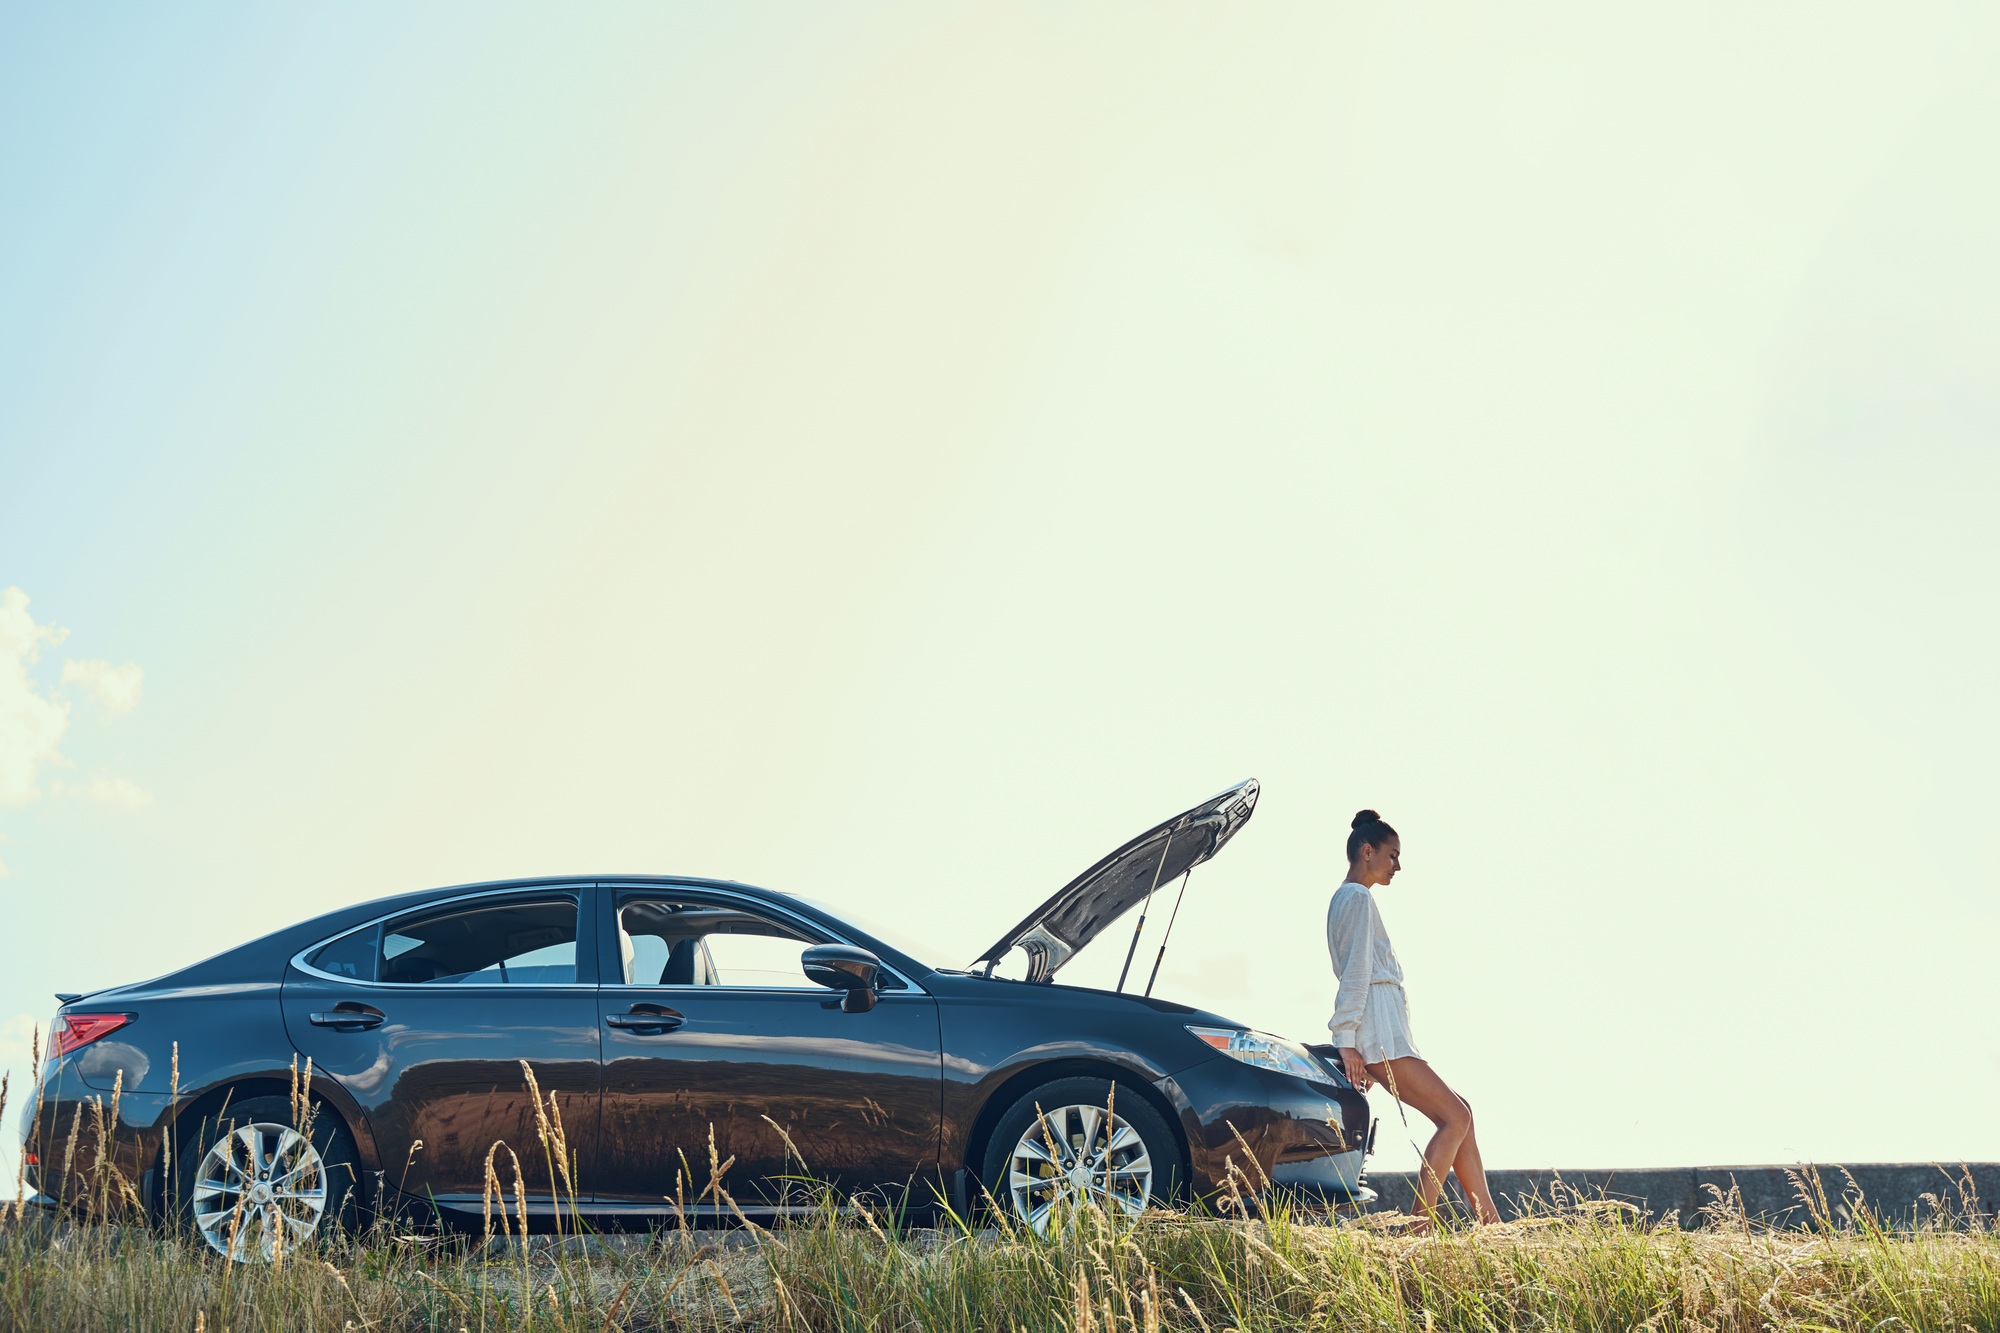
[
  {"x1": 980, "y1": 1077, "x2": 1178, "y2": 1235},
  {"x1": 167, "y1": 1094, "x2": 362, "y2": 1262}
]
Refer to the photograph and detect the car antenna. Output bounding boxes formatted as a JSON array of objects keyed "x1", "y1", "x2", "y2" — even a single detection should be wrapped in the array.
[
  {"x1": 1141, "y1": 865, "x2": 1194, "y2": 998},
  {"x1": 1115, "y1": 827, "x2": 1180, "y2": 993}
]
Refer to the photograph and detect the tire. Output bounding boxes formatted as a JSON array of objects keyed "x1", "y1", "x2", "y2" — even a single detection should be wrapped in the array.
[
  {"x1": 167, "y1": 1094, "x2": 363, "y2": 1262},
  {"x1": 979, "y1": 1076, "x2": 1180, "y2": 1234}
]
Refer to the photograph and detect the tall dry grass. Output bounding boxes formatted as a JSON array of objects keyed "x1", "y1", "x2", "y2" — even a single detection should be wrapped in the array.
[
  {"x1": 4, "y1": 1190, "x2": 1999, "y2": 1331},
  {"x1": 4, "y1": 1047, "x2": 1998, "y2": 1330}
]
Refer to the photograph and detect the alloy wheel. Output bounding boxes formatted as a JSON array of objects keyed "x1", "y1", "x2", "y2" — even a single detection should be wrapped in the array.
[
  {"x1": 1006, "y1": 1102, "x2": 1154, "y2": 1235},
  {"x1": 190, "y1": 1122, "x2": 328, "y2": 1262}
]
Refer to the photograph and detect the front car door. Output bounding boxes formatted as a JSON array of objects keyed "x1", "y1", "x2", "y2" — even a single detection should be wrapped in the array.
[
  {"x1": 594, "y1": 885, "x2": 942, "y2": 1213},
  {"x1": 282, "y1": 886, "x2": 602, "y2": 1218}
]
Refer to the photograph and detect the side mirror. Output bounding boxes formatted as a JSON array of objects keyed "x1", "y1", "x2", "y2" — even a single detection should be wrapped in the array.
[{"x1": 801, "y1": 944, "x2": 881, "y2": 1013}]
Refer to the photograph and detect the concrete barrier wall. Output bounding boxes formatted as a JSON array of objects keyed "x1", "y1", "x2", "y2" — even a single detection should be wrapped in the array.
[{"x1": 1359, "y1": 1163, "x2": 1999, "y2": 1229}]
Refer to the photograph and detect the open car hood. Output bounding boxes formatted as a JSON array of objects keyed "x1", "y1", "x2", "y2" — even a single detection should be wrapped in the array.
[{"x1": 971, "y1": 779, "x2": 1260, "y2": 983}]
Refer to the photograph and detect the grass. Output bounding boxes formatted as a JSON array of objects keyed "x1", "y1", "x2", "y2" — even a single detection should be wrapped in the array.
[
  {"x1": 5, "y1": 1179, "x2": 1999, "y2": 1330},
  {"x1": 6, "y1": 1041, "x2": 1999, "y2": 1330}
]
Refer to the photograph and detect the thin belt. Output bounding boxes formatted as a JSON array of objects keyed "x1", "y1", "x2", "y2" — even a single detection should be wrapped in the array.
[{"x1": 1369, "y1": 979, "x2": 1403, "y2": 987}]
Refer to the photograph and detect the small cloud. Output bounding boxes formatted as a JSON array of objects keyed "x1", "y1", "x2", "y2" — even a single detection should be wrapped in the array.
[
  {"x1": 86, "y1": 776, "x2": 151, "y2": 807},
  {"x1": 0, "y1": 588, "x2": 72, "y2": 805},
  {"x1": 0, "y1": 589, "x2": 146, "y2": 808},
  {"x1": 90, "y1": 772, "x2": 150, "y2": 804},
  {"x1": 53, "y1": 776, "x2": 152, "y2": 807},
  {"x1": 61, "y1": 659, "x2": 143, "y2": 717}
]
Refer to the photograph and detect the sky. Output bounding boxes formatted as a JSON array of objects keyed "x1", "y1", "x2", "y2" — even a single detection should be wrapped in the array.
[{"x1": 3, "y1": 3, "x2": 1997, "y2": 1187}]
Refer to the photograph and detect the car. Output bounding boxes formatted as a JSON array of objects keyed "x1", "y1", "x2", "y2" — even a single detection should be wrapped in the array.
[{"x1": 19, "y1": 779, "x2": 1373, "y2": 1260}]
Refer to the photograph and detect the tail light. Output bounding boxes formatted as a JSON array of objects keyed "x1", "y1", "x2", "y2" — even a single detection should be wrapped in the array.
[{"x1": 48, "y1": 1012, "x2": 133, "y2": 1060}]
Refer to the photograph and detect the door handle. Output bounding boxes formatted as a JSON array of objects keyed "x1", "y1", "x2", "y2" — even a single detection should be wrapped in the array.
[
  {"x1": 606, "y1": 1007, "x2": 684, "y2": 1033},
  {"x1": 309, "y1": 1004, "x2": 385, "y2": 1031}
]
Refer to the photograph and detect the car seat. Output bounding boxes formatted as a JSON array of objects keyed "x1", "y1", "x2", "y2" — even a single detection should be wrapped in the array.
[
  {"x1": 384, "y1": 954, "x2": 445, "y2": 985},
  {"x1": 661, "y1": 938, "x2": 718, "y2": 985}
]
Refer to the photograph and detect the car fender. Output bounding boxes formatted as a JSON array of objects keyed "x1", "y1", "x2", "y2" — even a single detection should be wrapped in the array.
[{"x1": 945, "y1": 1041, "x2": 1189, "y2": 1187}]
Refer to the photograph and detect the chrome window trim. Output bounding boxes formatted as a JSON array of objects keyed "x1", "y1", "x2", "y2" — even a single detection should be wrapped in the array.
[
  {"x1": 601, "y1": 882, "x2": 929, "y2": 996},
  {"x1": 288, "y1": 886, "x2": 595, "y2": 990},
  {"x1": 609, "y1": 985, "x2": 931, "y2": 998},
  {"x1": 613, "y1": 982, "x2": 824, "y2": 995},
  {"x1": 289, "y1": 881, "x2": 930, "y2": 996}
]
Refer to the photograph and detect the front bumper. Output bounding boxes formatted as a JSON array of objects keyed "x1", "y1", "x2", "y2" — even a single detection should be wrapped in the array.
[
  {"x1": 1154, "y1": 1053, "x2": 1374, "y2": 1205},
  {"x1": 1267, "y1": 1147, "x2": 1375, "y2": 1206}
]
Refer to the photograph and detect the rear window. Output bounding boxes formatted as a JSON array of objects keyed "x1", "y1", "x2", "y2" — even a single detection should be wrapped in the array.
[{"x1": 308, "y1": 898, "x2": 579, "y2": 985}]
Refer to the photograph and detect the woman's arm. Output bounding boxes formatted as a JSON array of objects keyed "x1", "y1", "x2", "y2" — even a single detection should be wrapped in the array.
[{"x1": 1326, "y1": 889, "x2": 1375, "y2": 1088}]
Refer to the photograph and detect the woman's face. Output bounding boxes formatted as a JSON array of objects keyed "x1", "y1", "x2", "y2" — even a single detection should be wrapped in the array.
[{"x1": 1359, "y1": 835, "x2": 1402, "y2": 886}]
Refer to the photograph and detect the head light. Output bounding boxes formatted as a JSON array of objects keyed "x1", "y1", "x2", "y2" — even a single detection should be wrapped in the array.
[{"x1": 1186, "y1": 1026, "x2": 1327, "y2": 1082}]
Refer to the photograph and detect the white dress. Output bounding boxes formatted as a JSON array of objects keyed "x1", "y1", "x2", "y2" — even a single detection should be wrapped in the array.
[{"x1": 1326, "y1": 879, "x2": 1421, "y2": 1063}]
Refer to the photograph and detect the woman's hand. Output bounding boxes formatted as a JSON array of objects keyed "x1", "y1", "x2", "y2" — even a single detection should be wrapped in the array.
[{"x1": 1340, "y1": 1046, "x2": 1373, "y2": 1092}]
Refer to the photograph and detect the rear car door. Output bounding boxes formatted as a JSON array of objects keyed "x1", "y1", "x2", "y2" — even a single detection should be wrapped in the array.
[
  {"x1": 595, "y1": 885, "x2": 942, "y2": 1211},
  {"x1": 282, "y1": 886, "x2": 601, "y2": 1216}
]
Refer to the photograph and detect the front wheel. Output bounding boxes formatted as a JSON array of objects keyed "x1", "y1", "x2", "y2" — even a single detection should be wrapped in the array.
[{"x1": 980, "y1": 1077, "x2": 1179, "y2": 1235}]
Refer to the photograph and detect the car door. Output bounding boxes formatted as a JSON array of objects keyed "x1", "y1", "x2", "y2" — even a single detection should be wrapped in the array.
[
  {"x1": 282, "y1": 886, "x2": 602, "y2": 1214},
  {"x1": 594, "y1": 886, "x2": 942, "y2": 1211}
]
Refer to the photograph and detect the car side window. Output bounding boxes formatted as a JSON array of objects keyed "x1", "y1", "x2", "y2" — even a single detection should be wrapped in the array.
[
  {"x1": 373, "y1": 898, "x2": 579, "y2": 985},
  {"x1": 308, "y1": 924, "x2": 381, "y2": 980},
  {"x1": 614, "y1": 898, "x2": 818, "y2": 989}
]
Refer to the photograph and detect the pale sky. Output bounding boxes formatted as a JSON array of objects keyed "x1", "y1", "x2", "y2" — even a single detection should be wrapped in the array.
[{"x1": 3, "y1": 4, "x2": 1997, "y2": 1186}]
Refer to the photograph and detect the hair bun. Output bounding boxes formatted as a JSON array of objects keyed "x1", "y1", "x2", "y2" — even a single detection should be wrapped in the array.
[{"x1": 1351, "y1": 809, "x2": 1382, "y2": 830}]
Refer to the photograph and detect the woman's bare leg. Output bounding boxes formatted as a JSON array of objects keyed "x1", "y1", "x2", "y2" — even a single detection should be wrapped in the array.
[
  {"x1": 1365, "y1": 1056, "x2": 1501, "y2": 1225},
  {"x1": 1444, "y1": 1111, "x2": 1499, "y2": 1223}
]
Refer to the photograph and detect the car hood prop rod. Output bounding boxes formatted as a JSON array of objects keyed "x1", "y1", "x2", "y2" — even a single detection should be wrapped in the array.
[
  {"x1": 1141, "y1": 865, "x2": 1194, "y2": 998},
  {"x1": 1114, "y1": 826, "x2": 1180, "y2": 993}
]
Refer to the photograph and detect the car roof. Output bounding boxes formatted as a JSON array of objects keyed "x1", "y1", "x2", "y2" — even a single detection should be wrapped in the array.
[{"x1": 119, "y1": 875, "x2": 809, "y2": 994}]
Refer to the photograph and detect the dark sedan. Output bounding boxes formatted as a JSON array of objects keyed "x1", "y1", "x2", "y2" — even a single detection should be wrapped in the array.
[{"x1": 20, "y1": 779, "x2": 1373, "y2": 1260}]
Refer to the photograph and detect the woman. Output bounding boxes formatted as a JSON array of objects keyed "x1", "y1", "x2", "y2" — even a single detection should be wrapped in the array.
[{"x1": 1328, "y1": 809, "x2": 1500, "y2": 1226}]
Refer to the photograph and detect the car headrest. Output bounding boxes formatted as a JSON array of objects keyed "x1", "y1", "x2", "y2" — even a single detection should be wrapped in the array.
[
  {"x1": 663, "y1": 937, "x2": 703, "y2": 985},
  {"x1": 384, "y1": 954, "x2": 444, "y2": 985}
]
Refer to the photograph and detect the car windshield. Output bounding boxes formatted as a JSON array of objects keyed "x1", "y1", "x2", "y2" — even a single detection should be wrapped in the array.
[{"x1": 794, "y1": 896, "x2": 948, "y2": 971}]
